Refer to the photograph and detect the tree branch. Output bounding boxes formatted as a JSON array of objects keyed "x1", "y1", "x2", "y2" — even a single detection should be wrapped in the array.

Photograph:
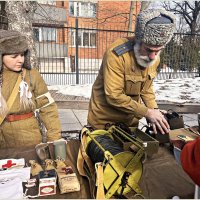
[
  {"x1": 185, "y1": 1, "x2": 194, "y2": 11},
  {"x1": 163, "y1": 1, "x2": 200, "y2": 34}
]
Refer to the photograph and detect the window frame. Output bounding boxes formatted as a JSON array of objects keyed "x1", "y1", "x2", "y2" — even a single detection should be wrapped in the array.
[
  {"x1": 70, "y1": 30, "x2": 97, "y2": 48},
  {"x1": 69, "y1": 1, "x2": 96, "y2": 18},
  {"x1": 33, "y1": 27, "x2": 57, "y2": 42}
]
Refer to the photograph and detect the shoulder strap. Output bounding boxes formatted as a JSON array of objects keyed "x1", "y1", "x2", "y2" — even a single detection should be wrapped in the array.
[
  {"x1": 0, "y1": 69, "x2": 27, "y2": 125},
  {"x1": 95, "y1": 162, "x2": 105, "y2": 199},
  {"x1": 113, "y1": 40, "x2": 134, "y2": 56}
]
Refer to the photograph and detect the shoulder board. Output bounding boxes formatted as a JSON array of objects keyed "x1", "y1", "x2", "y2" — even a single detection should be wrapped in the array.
[{"x1": 113, "y1": 40, "x2": 134, "y2": 56}]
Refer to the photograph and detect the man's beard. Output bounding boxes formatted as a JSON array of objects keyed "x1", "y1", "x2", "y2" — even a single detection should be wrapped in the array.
[{"x1": 133, "y1": 42, "x2": 161, "y2": 68}]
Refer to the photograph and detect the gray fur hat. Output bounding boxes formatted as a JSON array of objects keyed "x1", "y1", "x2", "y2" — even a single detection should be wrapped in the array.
[
  {"x1": 0, "y1": 29, "x2": 31, "y2": 71},
  {"x1": 135, "y1": 9, "x2": 176, "y2": 46}
]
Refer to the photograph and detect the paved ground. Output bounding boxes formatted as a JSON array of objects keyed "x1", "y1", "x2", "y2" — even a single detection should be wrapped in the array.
[
  {"x1": 58, "y1": 109, "x2": 88, "y2": 131},
  {"x1": 50, "y1": 90, "x2": 200, "y2": 113},
  {"x1": 58, "y1": 109, "x2": 199, "y2": 140},
  {"x1": 53, "y1": 91, "x2": 199, "y2": 140}
]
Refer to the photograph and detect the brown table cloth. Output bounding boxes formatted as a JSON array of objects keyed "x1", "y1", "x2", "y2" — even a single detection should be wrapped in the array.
[{"x1": 0, "y1": 140, "x2": 194, "y2": 199}]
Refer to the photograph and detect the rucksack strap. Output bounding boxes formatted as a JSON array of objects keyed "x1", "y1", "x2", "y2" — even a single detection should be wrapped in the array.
[
  {"x1": 95, "y1": 162, "x2": 105, "y2": 199},
  {"x1": 0, "y1": 69, "x2": 26, "y2": 125}
]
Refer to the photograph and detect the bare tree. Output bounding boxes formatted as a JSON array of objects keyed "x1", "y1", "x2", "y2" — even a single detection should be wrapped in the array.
[
  {"x1": 94, "y1": 9, "x2": 131, "y2": 26},
  {"x1": 163, "y1": 1, "x2": 200, "y2": 34},
  {"x1": 160, "y1": 2, "x2": 200, "y2": 73},
  {"x1": 4, "y1": 1, "x2": 38, "y2": 68},
  {"x1": 128, "y1": 1, "x2": 135, "y2": 32},
  {"x1": 85, "y1": 1, "x2": 140, "y2": 31},
  {"x1": 128, "y1": 1, "x2": 151, "y2": 31},
  {"x1": 98, "y1": 1, "x2": 151, "y2": 27},
  {"x1": 0, "y1": 2, "x2": 7, "y2": 29},
  {"x1": 141, "y1": 1, "x2": 151, "y2": 11}
]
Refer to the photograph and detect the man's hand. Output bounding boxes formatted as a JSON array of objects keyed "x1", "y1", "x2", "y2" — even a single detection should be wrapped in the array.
[{"x1": 145, "y1": 109, "x2": 170, "y2": 134}]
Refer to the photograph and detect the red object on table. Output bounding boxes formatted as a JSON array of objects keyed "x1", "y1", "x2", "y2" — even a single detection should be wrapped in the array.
[
  {"x1": 2, "y1": 160, "x2": 16, "y2": 168},
  {"x1": 181, "y1": 137, "x2": 200, "y2": 187}
]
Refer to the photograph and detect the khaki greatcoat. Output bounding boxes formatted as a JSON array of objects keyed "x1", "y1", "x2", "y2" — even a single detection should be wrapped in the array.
[
  {"x1": 0, "y1": 68, "x2": 61, "y2": 148},
  {"x1": 88, "y1": 37, "x2": 160, "y2": 129}
]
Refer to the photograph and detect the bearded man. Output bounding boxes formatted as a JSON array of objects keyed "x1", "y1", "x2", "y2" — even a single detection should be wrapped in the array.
[{"x1": 87, "y1": 9, "x2": 176, "y2": 134}]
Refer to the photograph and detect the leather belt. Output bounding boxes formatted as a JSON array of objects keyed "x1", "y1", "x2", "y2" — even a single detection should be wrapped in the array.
[{"x1": 6, "y1": 112, "x2": 34, "y2": 122}]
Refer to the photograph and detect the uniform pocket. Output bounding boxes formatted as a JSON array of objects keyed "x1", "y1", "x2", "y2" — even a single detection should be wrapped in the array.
[
  {"x1": 142, "y1": 72, "x2": 157, "y2": 91},
  {"x1": 125, "y1": 75, "x2": 143, "y2": 95}
]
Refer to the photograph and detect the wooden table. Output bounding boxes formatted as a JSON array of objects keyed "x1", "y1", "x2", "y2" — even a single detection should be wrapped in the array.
[{"x1": 0, "y1": 140, "x2": 195, "y2": 199}]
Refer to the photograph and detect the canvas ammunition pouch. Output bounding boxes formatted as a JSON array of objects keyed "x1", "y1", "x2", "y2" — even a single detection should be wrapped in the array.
[{"x1": 77, "y1": 124, "x2": 159, "y2": 199}]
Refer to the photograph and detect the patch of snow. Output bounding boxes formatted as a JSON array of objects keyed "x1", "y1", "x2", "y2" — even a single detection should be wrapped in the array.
[{"x1": 48, "y1": 77, "x2": 200, "y2": 103}]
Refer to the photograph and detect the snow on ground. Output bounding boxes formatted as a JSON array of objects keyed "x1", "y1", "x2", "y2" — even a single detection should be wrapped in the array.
[
  {"x1": 154, "y1": 78, "x2": 200, "y2": 103},
  {"x1": 48, "y1": 77, "x2": 200, "y2": 104}
]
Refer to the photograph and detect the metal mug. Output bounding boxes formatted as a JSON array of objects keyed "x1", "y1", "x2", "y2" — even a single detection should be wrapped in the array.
[{"x1": 35, "y1": 143, "x2": 51, "y2": 166}]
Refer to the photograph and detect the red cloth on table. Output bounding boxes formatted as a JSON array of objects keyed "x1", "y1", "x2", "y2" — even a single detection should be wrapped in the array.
[{"x1": 180, "y1": 136, "x2": 200, "y2": 186}]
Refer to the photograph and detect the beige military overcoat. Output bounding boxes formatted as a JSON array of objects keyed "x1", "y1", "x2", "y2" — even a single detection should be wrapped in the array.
[
  {"x1": 0, "y1": 68, "x2": 61, "y2": 148},
  {"x1": 88, "y1": 37, "x2": 160, "y2": 129}
]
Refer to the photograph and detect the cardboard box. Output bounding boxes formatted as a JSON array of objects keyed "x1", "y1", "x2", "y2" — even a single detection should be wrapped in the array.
[
  {"x1": 57, "y1": 167, "x2": 80, "y2": 194},
  {"x1": 39, "y1": 169, "x2": 57, "y2": 197}
]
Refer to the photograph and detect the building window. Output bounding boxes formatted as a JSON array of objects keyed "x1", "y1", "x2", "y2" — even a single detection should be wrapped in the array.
[
  {"x1": 33, "y1": 27, "x2": 56, "y2": 42},
  {"x1": 71, "y1": 30, "x2": 96, "y2": 47},
  {"x1": 41, "y1": 27, "x2": 56, "y2": 42},
  {"x1": 69, "y1": 1, "x2": 96, "y2": 18}
]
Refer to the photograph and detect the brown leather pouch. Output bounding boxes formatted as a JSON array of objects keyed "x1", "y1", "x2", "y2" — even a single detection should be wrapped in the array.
[{"x1": 165, "y1": 110, "x2": 184, "y2": 130}]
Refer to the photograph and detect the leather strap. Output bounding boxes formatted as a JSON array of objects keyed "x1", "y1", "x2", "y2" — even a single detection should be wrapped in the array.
[
  {"x1": 77, "y1": 128, "x2": 95, "y2": 176},
  {"x1": 95, "y1": 162, "x2": 105, "y2": 199},
  {"x1": 77, "y1": 131, "x2": 96, "y2": 198},
  {"x1": 0, "y1": 69, "x2": 26, "y2": 125},
  {"x1": 77, "y1": 146, "x2": 96, "y2": 199},
  {"x1": 6, "y1": 112, "x2": 34, "y2": 122}
]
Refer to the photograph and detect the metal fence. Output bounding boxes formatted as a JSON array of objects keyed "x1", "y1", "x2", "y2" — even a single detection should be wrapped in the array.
[
  {"x1": 34, "y1": 22, "x2": 200, "y2": 85},
  {"x1": 0, "y1": 19, "x2": 199, "y2": 85},
  {"x1": 34, "y1": 21, "x2": 136, "y2": 85},
  {"x1": 158, "y1": 32, "x2": 200, "y2": 79}
]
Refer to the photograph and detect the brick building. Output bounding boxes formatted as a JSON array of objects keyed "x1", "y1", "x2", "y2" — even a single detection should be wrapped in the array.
[
  {"x1": 32, "y1": 1, "x2": 141, "y2": 77},
  {"x1": 55, "y1": 1, "x2": 141, "y2": 59}
]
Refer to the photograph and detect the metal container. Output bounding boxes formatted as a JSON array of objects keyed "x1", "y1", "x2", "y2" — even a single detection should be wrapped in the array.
[
  {"x1": 53, "y1": 140, "x2": 67, "y2": 161},
  {"x1": 198, "y1": 113, "x2": 200, "y2": 130}
]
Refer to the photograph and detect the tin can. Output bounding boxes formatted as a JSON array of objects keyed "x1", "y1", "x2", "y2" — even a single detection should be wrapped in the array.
[{"x1": 53, "y1": 140, "x2": 67, "y2": 161}]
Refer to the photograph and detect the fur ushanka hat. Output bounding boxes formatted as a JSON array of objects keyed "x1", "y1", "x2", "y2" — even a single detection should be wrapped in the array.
[
  {"x1": 0, "y1": 29, "x2": 31, "y2": 71},
  {"x1": 135, "y1": 9, "x2": 176, "y2": 46}
]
